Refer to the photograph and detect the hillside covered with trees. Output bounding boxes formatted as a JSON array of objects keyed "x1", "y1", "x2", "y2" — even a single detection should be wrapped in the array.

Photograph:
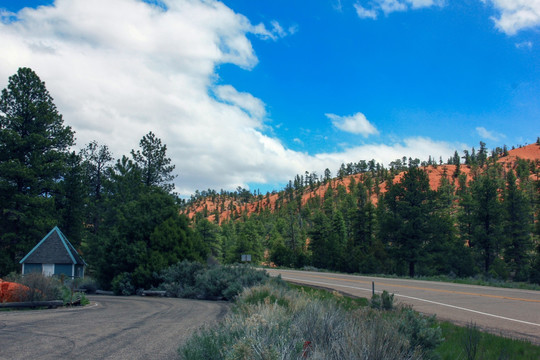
[
  {"x1": 183, "y1": 142, "x2": 540, "y2": 282},
  {"x1": 1, "y1": 67, "x2": 539, "y2": 291}
]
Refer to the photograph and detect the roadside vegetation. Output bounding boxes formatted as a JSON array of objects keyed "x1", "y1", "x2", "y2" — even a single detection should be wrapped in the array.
[
  {"x1": 111, "y1": 260, "x2": 269, "y2": 300},
  {"x1": 179, "y1": 279, "x2": 443, "y2": 360},
  {"x1": 437, "y1": 321, "x2": 540, "y2": 360},
  {"x1": 179, "y1": 281, "x2": 540, "y2": 360},
  {"x1": 1, "y1": 273, "x2": 89, "y2": 306}
]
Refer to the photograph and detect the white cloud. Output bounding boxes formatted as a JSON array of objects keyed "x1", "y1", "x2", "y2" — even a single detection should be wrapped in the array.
[
  {"x1": 309, "y1": 137, "x2": 462, "y2": 171},
  {"x1": 214, "y1": 85, "x2": 266, "y2": 121},
  {"x1": 0, "y1": 0, "x2": 459, "y2": 195},
  {"x1": 354, "y1": 4, "x2": 378, "y2": 19},
  {"x1": 379, "y1": 0, "x2": 408, "y2": 14},
  {"x1": 406, "y1": 0, "x2": 443, "y2": 9},
  {"x1": 252, "y1": 19, "x2": 297, "y2": 41},
  {"x1": 476, "y1": 126, "x2": 505, "y2": 141},
  {"x1": 327, "y1": 112, "x2": 379, "y2": 137},
  {"x1": 487, "y1": 0, "x2": 540, "y2": 35},
  {"x1": 354, "y1": 0, "x2": 443, "y2": 19},
  {"x1": 515, "y1": 40, "x2": 533, "y2": 49},
  {"x1": 333, "y1": 0, "x2": 344, "y2": 12}
]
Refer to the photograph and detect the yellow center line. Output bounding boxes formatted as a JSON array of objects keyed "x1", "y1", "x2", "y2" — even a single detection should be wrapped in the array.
[{"x1": 279, "y1": 272, "x2": 540, "y2": 304}]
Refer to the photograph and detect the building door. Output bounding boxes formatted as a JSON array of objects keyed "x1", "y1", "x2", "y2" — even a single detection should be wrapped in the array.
[{"x1": 42, "y1": 264, "x2": 54, "y2": 277}]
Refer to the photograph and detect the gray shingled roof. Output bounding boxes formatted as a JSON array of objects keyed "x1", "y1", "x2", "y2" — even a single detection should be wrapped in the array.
[{"x1": 20, "y1": 227, "x2": 86, "y2": 265}]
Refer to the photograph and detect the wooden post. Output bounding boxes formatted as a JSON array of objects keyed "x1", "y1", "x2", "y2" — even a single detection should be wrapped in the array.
[{"x1": 372, "y1": 281, "x2": 375, "y2": 296}]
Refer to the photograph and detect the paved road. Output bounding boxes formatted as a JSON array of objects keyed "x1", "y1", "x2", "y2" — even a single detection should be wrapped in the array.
[
  {"x1": 266, "y1": 269, "x2": 540, "y2": 345},
  {"x1": 0, "y1": 295, "x2": 229, "y2": 360}
]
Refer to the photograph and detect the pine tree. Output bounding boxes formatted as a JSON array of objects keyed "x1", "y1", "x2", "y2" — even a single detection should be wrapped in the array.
[
  {"x1": 80, "y1": 141, "x2": 113, "y2": 235},
  {"x1": 381, "y1": 166, "x2": 433, "y2": 277},
  {"x1": 131, "y1": 131, "x2": 176, "y2": 192},
  {"x1": 470, "y1": 168, "x2": 504, "y2": 274},
  {"x1": 503, "y1": 170, "x2": 533, "y2": 281},
  {"x1": 0, "y1": 68, "x2": 75, "y2": 274}
]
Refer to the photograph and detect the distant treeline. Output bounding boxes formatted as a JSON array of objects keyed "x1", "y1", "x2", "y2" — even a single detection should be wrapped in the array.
[{"x1": 190, "y1": 147, "x2": 540, "y2": 283}]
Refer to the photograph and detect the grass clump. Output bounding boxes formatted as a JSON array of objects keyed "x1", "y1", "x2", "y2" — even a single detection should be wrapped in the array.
[
  {"x1": 179, "y1": 279, "x2": 443, "y2": 360},
  {"x1": 436, "y1": 321, "x2": 540, "y2": 360}
]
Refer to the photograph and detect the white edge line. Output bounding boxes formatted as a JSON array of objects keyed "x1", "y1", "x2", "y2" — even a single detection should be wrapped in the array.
[{"x1": 282, "y1": 276, "x2": 540, "y2": 328}]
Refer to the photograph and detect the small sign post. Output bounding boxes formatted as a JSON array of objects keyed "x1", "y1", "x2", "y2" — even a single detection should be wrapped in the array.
[{"x1": 241, "y1": 254, "x2": 252, "y2": 263}]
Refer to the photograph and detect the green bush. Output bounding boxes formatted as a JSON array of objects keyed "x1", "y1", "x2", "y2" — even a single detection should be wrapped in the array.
[
  {"x1": 157, "y1": 261, "x2": 269, "y2": 300},
  {"x1": 76, "y1": 276, "x2": 98, "y2": 294},
  {"x1": 157, "y1": 260, "x2": 204, "y2": 298},
  {"x1": 111, "y1": 272, "x2": 135, "y2": 296},
  {"x1": 370, "y1": 290, "x2": 394, "y2": 310},
  {"x1": 399, "y1": 307, "x2": 443, "y2": 358}
]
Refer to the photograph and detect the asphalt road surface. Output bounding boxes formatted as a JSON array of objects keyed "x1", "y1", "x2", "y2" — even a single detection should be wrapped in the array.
[
  {"x1": 0, "y1": 295, "x2": 229, "y2": 360},
  {"x1": 266, "y1": 269, "x2": 540, "y2": 345}
]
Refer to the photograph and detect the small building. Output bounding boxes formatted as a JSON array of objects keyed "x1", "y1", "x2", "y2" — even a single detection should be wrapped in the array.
[{"x1": 19, "y1": 226, "x2": 86, "y2": 278}]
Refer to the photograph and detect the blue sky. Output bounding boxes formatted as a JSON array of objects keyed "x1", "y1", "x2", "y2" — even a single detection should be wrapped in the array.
[{"x1": 1, "y1": 0, "x2": 539, "y2": 195}]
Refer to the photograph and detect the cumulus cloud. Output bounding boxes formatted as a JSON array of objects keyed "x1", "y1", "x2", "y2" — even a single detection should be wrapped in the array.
[
  {"x1": 487, "y1": 0, "x2": 540, "y2": 35},
  {"x1": 327, "y1": 112, "x2": 379, "y2": 137},
  {"x1": 476, "y1": 126, "x2": 505, "y2": 141},
  {"x1": 0, "y1": 0, "x2": 458, "y2": 195},
  {"x1": 354, "y1": 0, "x2": 443, "y2": 18}
]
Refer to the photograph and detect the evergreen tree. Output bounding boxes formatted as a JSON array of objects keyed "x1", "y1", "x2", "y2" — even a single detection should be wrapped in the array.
[
  {"x1": 56, "y1": 152, "x2": 86, "y2": 247},
  {"x1": 309, "y1": 210, "x2": 331, "y2": 269},
  {"x1": 80, "y1": 141, "x2": 113, "y2": 235},
  {"x1": 469, "y1": 168, "x2": 504, "y2": 274},
  {"x1": 131, "y1": 131, "x2": 176, "y2": 192},
  {"x1": 329, "y1": 210, "x2": 346, "y2": 271},
  {"x1": 195, "y1": 218, "x2": 222, "y2": 260},
  {"x1": 0, "y1": 68, "x2": 75, "y2": 274},
  {"x1": 503, "y1": 170, "x2": 533, "y2": 281},
  {"x1": 381, "y1": 166, "x2": 433, "y2": 277}
]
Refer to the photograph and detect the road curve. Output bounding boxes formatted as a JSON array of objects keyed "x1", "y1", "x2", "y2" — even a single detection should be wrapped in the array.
[
  {"x1": 266, "y1": 269, "x2": 540, "y2": 345},
  {"x1": 0, "y1": 295, "x2": 229, "y2": 360}
]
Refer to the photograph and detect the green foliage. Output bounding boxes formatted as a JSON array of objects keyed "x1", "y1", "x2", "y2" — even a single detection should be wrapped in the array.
[
  {"x1": 462, "y1": 322, "x2": 481, "y2": 360},
  {"x1": 111, "y1": 272, "x2": 135, "y2": 296},
  {"x1": 370, "y1": 290, "x2": 394, "y2": 310},
  {"x1": 90, "y1": 184, "x2": 207, "y2": 290},
  {"x1": 0, "y1": 68, "x2": 75, "y2": 274},
  {"x1": 131, "y1": 131, "x2": 176, "y2": 192},
  {"x1": 469, "y1": 167, "x2": 505, "y2": 274},
  {"x1": 60, "y1": 286, "x2": 89, "y2": 306},
  {"x1": 381, "y1": 166, "x2": 435, "y2": 277},
  {"x1": 436, "y1": 321, "x2": 540, "y2": 360},
  {"x1": 399, "y1": 308, "x2": 443, "y2": 358},
  {"x1": 158, "y1": 261, "x2": 269, "y2": 300},
  {"x1": 77, "y1": 276, "x2": 98, "y2": 294}
]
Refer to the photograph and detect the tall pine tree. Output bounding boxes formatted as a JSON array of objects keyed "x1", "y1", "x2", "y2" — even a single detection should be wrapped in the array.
[{"x1": 0, "y1": 68, "x2": 75, "y2": 274}]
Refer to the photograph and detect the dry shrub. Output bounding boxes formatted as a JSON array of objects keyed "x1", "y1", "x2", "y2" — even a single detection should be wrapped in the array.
[
  {"x1": 5, "y1": 273, "x2": 62, "y2": 302},
  {"x1": 179, "y1": 280, "x2": 441, "y2": 360}
]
